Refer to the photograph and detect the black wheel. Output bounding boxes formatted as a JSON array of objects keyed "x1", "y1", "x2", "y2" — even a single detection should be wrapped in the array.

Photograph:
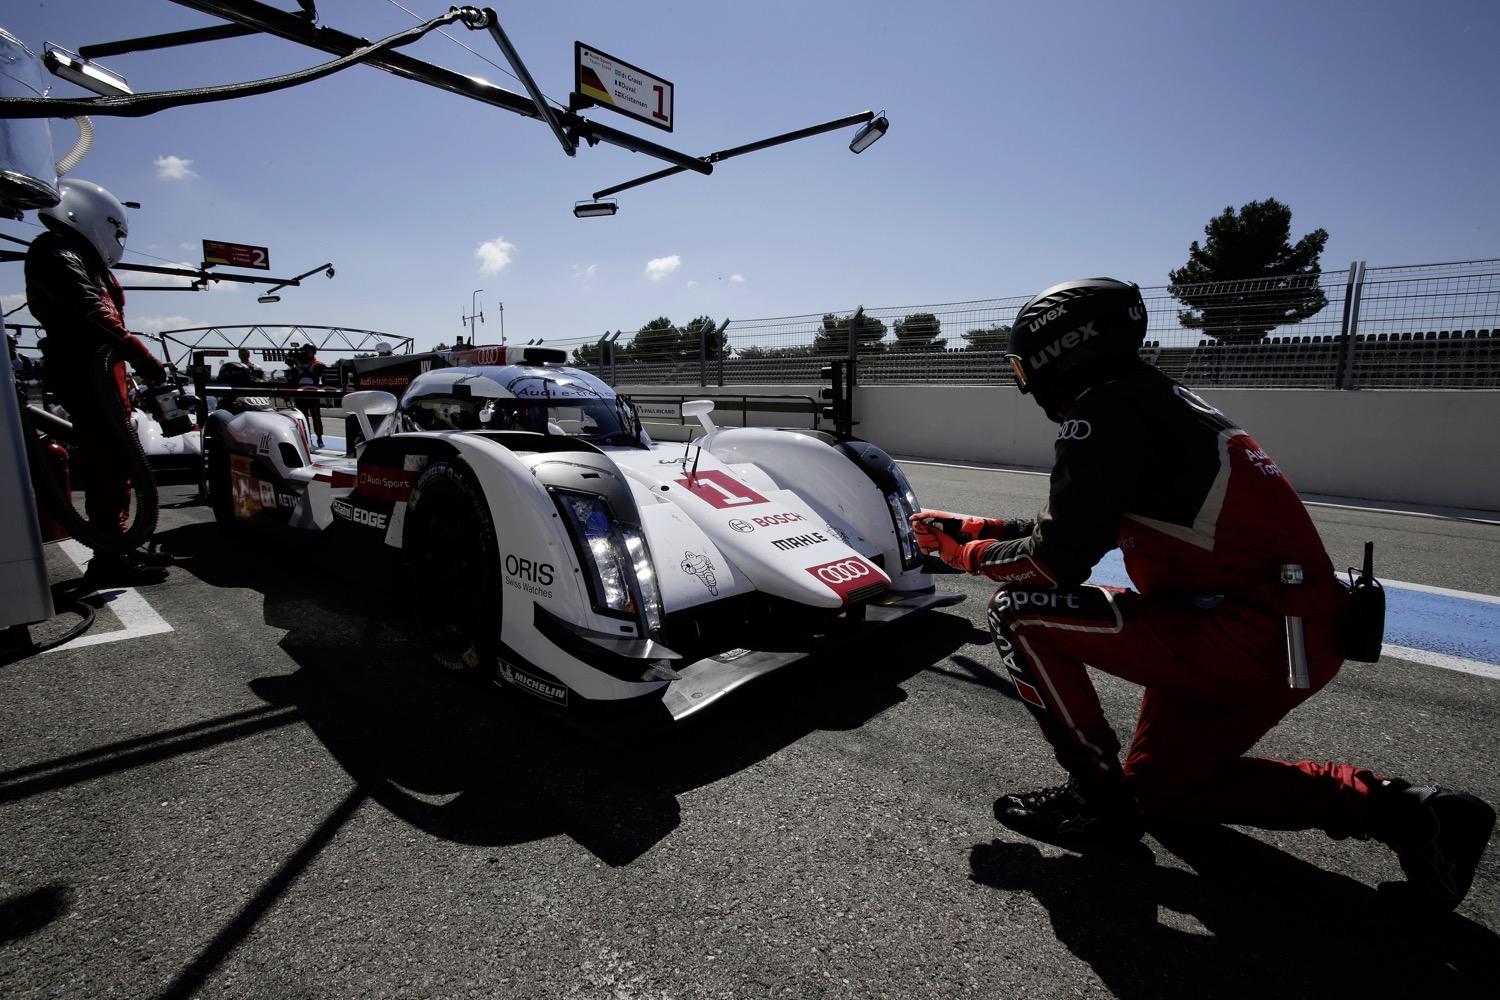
[
  {"x1": 403, "y1": 460, "x2": 501, "y2": 679},
  {"x1": 205, "y1": 427, "x2": 236, "y2": 525}
]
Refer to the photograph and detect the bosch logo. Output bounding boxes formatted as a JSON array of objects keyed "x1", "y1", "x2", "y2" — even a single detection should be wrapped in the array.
[
  {"x1": 752, "y1": 512, "x2": 805, "y2": 527},
  {"x1": 1057, "y1": 419, "x2": 1092, "y2": 441},
  {"x1": 815, "y1": 559, "x2": 871, "y2": 584},
  {"x1": 728, "y1": 519, "x2": 755, "y2": 533}
]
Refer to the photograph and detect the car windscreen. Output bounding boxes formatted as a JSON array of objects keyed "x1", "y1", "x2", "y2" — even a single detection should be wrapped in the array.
[{"x1": 480, "y1": 398, "x2": 639, "y2": 445}]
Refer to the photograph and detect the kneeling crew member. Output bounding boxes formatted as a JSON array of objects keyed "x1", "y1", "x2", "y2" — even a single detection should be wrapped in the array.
[{"x1": 912, "y1": 276, "x2": 1493, "y2": 910}]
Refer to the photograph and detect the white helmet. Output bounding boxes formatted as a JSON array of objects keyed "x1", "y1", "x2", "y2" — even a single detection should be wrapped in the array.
[{"x1": 38, "y1": 178, "x2": 128, "y2": 266}]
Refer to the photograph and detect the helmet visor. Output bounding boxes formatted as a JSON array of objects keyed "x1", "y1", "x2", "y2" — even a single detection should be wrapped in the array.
[{"x1": 1007, "y1": 355, "x2": 1029, "y2": 392}]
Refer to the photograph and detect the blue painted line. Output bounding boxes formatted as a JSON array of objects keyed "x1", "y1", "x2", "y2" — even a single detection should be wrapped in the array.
[{"x1": 1086, "y1": 550, "x2": 1500, "y2": 668}]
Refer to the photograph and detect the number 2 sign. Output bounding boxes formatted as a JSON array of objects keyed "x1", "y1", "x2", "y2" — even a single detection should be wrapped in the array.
[{"x1": 674, "y1": 470, "x2": 766, "y2": 509}]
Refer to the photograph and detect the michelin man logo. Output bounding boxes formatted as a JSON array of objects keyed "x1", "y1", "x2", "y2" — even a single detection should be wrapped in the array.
[{"x1": 680, "y1": 550, "x2": 719, "y2": 596}]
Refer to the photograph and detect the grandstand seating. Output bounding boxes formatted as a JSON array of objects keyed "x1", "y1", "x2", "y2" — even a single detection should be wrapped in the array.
[{"x1": 592, "y1": 333, "x2": 1497, "y2": 388}]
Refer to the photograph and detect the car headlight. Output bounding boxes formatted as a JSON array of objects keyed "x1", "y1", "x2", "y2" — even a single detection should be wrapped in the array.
[
  {"x1": 552, "y1": 489, "x2": 663, "y2": 631},
  {"x1": 884, "y1": 467, "x2": 923, "y2": 571}
]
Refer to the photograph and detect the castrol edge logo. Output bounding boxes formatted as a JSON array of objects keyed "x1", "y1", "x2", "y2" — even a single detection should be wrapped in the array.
[{"x1": 806, "y1": 556, "x2": 887, "y2": 603}]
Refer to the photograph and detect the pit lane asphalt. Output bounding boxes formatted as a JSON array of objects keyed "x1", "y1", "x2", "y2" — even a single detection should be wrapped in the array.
[{"x1": 3, "y1": 468, "x2": 1498, "y2": 1000}]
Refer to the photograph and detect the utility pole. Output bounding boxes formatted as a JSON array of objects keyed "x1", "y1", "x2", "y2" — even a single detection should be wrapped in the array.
[
  {"x1": 498, "y1": 301, "x2": 505, "y2": 344},
  {"x1": 462, "y1": 288, "x2": 484, "y2": 343}
]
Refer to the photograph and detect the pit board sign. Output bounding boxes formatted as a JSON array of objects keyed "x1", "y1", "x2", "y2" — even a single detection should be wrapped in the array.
[
  {"x1": 202, "y1": 239, "x2": 270, "y2": 270},
  {"x1": 574, "y1": 42, "x2": 673, "y2": 132}
]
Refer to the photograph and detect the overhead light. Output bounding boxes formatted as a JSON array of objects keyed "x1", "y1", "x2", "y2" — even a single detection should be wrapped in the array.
[
  {"x1": 848, "y1": 114, "x2": 888, "y2": 154},
  {"x1": 43, "y1": 44, "x2": 133, "y2": 98},
  {"x1": 258, "y1": 294, "x2": 281, "y2": 304},
  {"x1": 573, "y1": 199, "x2": 618, "y2": 218}
]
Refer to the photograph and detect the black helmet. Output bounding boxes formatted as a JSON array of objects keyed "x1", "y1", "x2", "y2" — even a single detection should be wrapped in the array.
[{"x1": 1005, "y1": 277, "x2": 1147, "y2": 420}]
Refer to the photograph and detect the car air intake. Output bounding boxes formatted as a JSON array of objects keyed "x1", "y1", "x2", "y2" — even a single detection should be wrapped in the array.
[{"x1": 278, "y1": 442, "x2": 304, "y2": 468}]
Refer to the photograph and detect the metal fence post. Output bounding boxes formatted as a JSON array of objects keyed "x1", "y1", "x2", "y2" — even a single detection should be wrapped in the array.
[
  {"x1": 595, "y1": 333, "x2": 609, "y2": 381},
  {"x1": 716, "y1": 318, "x2": 731, "y2": 386},
  {"x1": 847, "y1": 306, "x2": 862, "y2": 427},
  {"x1": 1335, "y1": 261, "x2": 1367, "y2": 390},
  {"x1": 698, "y1": 321, "x2": 707, "y2": 387}
]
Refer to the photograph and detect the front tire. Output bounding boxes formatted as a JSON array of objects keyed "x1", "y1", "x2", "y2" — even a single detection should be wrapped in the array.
[
  {"x1": 204, "y1": 426, "x2": 236, "y2": 525},
  {"x1": 403, "y1": 460, "x2": 502, "y2": 679}
]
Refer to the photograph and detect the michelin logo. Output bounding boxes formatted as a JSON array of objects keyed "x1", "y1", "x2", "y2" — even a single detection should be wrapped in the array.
[
  {"x1": 331, "y1": 498, "x2": 389, "y2": 529},
  {"x1": 498, "y1": 660, "x2": 568, "y2": 705}
]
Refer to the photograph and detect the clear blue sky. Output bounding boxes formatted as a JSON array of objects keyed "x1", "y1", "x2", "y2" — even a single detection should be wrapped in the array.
[{"x1": 3, "y1": 0, "x2": 1497, "y2": 352}]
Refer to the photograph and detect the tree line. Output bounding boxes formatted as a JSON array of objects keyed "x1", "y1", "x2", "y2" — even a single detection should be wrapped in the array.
[{"x1": 571, "y1": 196, "x2": 1329, "y2": 365}]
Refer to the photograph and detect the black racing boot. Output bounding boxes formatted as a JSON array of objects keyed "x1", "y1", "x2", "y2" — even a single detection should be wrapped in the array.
[
  {"x1": 1371, "y1": 779, "x2": 1495, "y2": 910},
  {"x1": 994, "y1": 776, "x2": 1144, "y2": 849},
  {"x1": 84, "y1": 550, "x2": 169, "y2": 587}
]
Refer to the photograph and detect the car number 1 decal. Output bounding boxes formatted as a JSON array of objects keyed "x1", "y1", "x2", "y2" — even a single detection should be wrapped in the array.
[{"x1": 673, "y1": 470, "x2": 767, "y2": 509}]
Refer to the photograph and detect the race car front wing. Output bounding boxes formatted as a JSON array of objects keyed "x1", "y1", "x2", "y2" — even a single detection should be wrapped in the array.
[{"x1": 658, "y1": 588, "x2": 963, "y2": 721}]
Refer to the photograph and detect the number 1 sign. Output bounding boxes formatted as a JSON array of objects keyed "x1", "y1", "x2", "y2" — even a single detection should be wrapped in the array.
[
  {"x1": 574, "y1": 42, "x2": 674, "y2": 132},
  {"x1": 673, "y1": 470, "x2": 766, "y2": 509}
]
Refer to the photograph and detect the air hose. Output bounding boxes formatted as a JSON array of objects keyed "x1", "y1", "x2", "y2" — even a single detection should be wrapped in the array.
[
  {"x1": 0, "y1": 8, "x2": 485, "y2": 119},
  {"x1": 21, "y1": 340, "x2": 159, "y2": 555},
  {"x1": 54, "y1": 116, "x2": 92, "y2": 175}
]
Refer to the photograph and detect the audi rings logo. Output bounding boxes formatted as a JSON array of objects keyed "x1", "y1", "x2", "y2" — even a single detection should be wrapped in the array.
[
  {"x1": 1057, "y1": 419, "x2": 1092, "y2": 441},
  {"x1": 728, "y1": 518, "x2": 754, "y2": 533},
  {"x1": 815, "y1": 559, "x2": 871, "y2": 584}
]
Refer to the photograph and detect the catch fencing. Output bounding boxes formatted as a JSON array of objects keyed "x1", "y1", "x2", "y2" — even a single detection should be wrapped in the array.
[{"x1": 550, "y1": 258, "x2": 1500, "y2": 389}]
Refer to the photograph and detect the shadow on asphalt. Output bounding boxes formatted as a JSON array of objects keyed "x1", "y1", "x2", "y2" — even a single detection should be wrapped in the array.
[
  {"x1": 157, "y1": 519, "x2": 975, "y2": 869},
  {"x1": 969, "y1": 823, "x2": 1500, "y2": 998},
  {"x1": 0, "y1": 884, "x2": 72, "y2": 947}
]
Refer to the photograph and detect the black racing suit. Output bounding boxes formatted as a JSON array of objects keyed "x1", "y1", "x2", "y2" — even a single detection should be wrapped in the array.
[
  {"x1": 25, "y1": 229, "x2": 165, "y2": 536},
  {"x1": 978, "y1": 362, "x2": 1375, "y2": 836}
]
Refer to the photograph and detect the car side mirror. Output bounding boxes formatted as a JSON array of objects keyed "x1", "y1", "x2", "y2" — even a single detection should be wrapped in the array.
[{"x1": 682, "y1": 398, "x2": 716, "y2": 433}]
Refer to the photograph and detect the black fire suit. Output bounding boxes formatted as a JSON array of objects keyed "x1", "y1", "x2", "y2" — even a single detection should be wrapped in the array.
[
  {"x1": 25, "y1": 229, "x2": 165, "y2": 535},
  {"x1": 976, "y1": 362, "x2": 1375, "y2": 836}
]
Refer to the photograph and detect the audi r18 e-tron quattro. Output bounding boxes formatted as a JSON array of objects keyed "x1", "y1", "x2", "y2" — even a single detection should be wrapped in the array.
[{"x1": 200, "y1": 343, "x2": 958, "y2": 721}]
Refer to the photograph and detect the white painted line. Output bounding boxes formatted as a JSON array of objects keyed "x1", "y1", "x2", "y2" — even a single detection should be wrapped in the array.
[
  {"x1": 898, "y1": 459, "x2": 1500, "y2": 522},
  {"x1": 897, "y1": 458, "x2": 1048, "y2": 477},
  {"x1": 1380, "y1": 578, "x2": 1500, "y2": 606},
  {"x1": 49, "y1": 540, "x2": 175, "y2": 652},
  {"x1": 58, "y1": 539, "x2": 93, "y2": 572},
  {"x1": 1383, "y1": 645, "x2": 1500, "y2": 682},
  {"x1": 45, "y1": 587, "x2": 173, "y2": 652},
  {"x1": 1303, "y1": 499, "x2": 1500, "y2": 525}
]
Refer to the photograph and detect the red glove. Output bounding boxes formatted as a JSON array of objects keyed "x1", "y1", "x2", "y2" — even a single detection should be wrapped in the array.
[
  {"x1": 910, "y1": 509, "x2": 1005, "y2": 574},
  {"x1": 121, "y1": 333, "x2": 167, "y2": 384}
]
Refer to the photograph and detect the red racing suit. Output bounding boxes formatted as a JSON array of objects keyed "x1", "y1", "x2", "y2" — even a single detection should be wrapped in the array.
[
  {"x1": 25, "y1": 229, "x2": 165, "y2": 535},
  {"x1": 976, "y1": 363, "x2": 1375, "y2": 837}
]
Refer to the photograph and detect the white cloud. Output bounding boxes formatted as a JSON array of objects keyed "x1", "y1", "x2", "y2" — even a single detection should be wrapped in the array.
[
  {"x1": 475, "y1": 236, "x2": 516, "y2": 275},
  {"x1": 155, "y1": 155, "x2": 196, "y2": 180},
  {"x1": 572, "y1": 262, "x2": 598, "y2": 280},
  {"x1": 132, "y1": 314, "x2": 196, "y2": 334},
  {"x1": 645, "y1": 255, "x2": 681, "y2": 282},
  {"x1": 686, "y1": 280, "x2": 698, "y2": 288},
  {"x1": 728, "y1": 273, "x2": 746, "y2": 284}
]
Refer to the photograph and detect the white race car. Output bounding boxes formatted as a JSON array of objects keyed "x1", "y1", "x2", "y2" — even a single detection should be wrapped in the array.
[{"x1": 201, "y1": 344, "x2": 959, "y2": 722}]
